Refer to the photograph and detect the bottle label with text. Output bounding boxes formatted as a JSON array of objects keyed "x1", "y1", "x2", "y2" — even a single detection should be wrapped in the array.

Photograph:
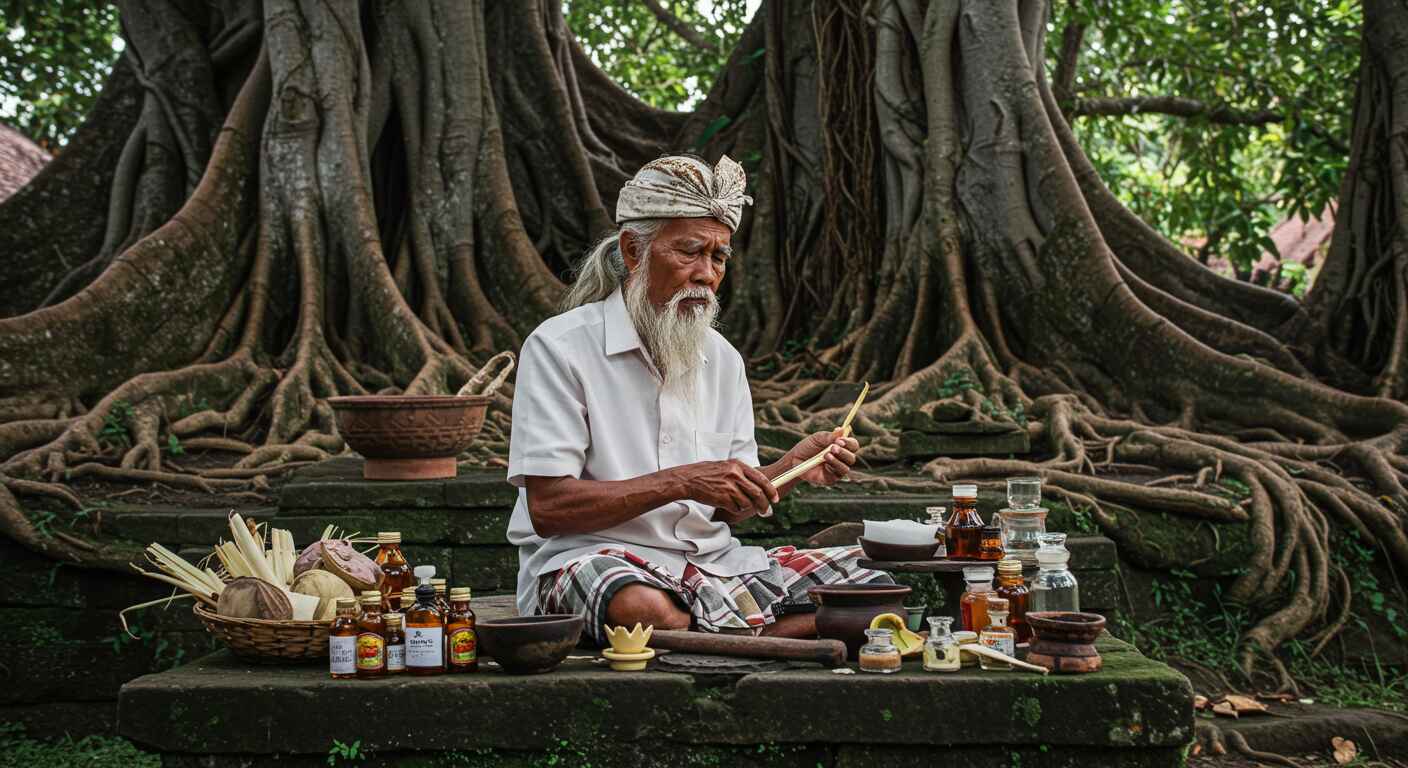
[
  {"x1": 356, "y1": 633, "x2": 385, "y2": 670},
  {"x1": 406, "y1": 626, "x2": 444, "y2": 667},
  {"x1": 449, "y1": 628, "x2": 477, "y2": 665},
  {"x1": 330, "y1": 636, "x2": 355, "y2": 675},
  {"x1": 386, "y1": 642, "x2": 405, "y2": 672}
]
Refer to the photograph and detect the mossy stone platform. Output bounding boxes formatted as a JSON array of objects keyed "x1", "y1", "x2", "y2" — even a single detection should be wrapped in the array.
[{"x1": 119, "y1": 631, "x2": 1193, "y2": 767}]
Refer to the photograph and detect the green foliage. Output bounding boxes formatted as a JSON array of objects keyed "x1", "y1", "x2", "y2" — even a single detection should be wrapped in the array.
[
  {"x1": 1052, "y1": 0, "x2": 1357, "y2": 280},
  {"x1": 565, "y1": 0, "x2": 753, "y2": 111},
  {"x1": 1334, "y1": 530, "x2": 1406, "y2": 640},
  {"x1": 98, "y1": 400, "x2": 134, "y2": 450},
  {"x1": 327, "y1": 738, "x2": 364, "y2": 765},
  {"x1": 0, "y1": 723, "x2": 159, "y2": 768},
  {"x1": 0, "y1": 0, "x2": 123, "y2": 148}
]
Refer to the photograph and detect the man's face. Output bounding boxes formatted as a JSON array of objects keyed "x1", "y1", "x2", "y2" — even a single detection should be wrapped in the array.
[{"x1": 621, "y1": 217, "x2": 732, "y2": 313}]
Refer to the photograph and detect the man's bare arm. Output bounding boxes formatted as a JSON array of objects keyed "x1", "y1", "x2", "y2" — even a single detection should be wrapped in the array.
[{"x1": 526, "y1": 460, "x2": 778, "y2": 537}]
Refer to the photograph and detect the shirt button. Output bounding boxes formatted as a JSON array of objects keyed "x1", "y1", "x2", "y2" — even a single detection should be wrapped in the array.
[{"x1": 662, "y1": 434, "x2": 672, "y2": 445}]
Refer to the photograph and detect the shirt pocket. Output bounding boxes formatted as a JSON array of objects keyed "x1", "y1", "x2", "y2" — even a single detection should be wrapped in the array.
[{"x1": 694, "y1": 430, "x2": 736, "y2": 462}]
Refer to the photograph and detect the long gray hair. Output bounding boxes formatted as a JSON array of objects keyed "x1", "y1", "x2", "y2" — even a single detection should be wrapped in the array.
[{"x1": 561, "y1": 219, "x2": 666, "y2": 311}]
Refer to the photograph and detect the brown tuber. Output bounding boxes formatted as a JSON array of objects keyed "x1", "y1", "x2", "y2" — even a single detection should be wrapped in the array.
[{"x1": 216, "y1": 577, "x2": 293, "y2": 620}]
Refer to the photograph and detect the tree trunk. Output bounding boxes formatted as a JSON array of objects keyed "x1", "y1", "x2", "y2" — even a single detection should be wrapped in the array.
[{"x1": 0, "y1": 0, "x2": 1404, "y2": 682}]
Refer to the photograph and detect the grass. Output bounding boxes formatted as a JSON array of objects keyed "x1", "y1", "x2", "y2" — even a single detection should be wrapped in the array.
[{"x1": 0, "y1": 724, "x2": 159, "y2": 768}]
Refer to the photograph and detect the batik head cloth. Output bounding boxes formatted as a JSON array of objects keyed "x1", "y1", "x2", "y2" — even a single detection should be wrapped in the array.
[{"x1": 615, "y1": 154, "x2": 754, "y2": 232}]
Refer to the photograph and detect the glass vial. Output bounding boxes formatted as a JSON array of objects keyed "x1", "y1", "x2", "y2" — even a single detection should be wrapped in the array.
[
  {"x1": 922, "y1": 616, "x2": 961, "y2": 672},
  {"x1": 858, "y1": 628, "x2": 902, "y2": 674},
  {"x1": 447, "y1": 587, "x2": 478, "y2": 673},
  {"x1": 384, "y1": 612, "x2": 406, "y2": 675},
  {"x1": 355, "y1": 593, "x2": 386, "y2": 679},
  {"x1": 946, "y1": 484, "x2": 983, "y2": 559},
  {"x1": 995, "y1": 557, "x2": 1031, "y2": 643},
  {"x1": 1031, "y1": 546, "x2": 1080, "y2": 613},
  {"x1": 960, "y1": 566, "x2": 995, "y2": 633},
  {"x1": 979, "y1": 597, "x2": 1016, "y2": 671},
  {"x1": 375, "y1": 532, "x2": 412, "y2": 610},
  {"x1": 329, "y1": 597, "x2": 358, "y2": 679},
  {"x1": 926, "y1": 506, "x2": 948, "y2": 558}
]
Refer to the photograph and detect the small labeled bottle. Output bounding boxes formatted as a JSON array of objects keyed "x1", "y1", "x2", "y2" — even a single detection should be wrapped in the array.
[
  {"x1": 926, "y1": 506, "x2": 948, "y2": 559},
  {"x1": 355, "y1": 593, "x2": 387, "y2": 679},
  {"x1": 384, "y1": 613, "x2": 406, "y2": 675},
  {"x1": 446, "y1": 587, "x2": 478, "y2": 673},
  {"x1": 959, "y1": 566, "x2": 995, "y2": 633},
  {"x1": 375, "y1": 532, "x2": 413, "y2": 609},
  {"x1": 401, "y1": 587, "x2": 417, "y2": 614},
  {"x1": 995, "y1": 557, "x2": 1031, "y2": 643},
  {"x1": 405, "y1": 566, "x2": 445, "y2": 675},
  {"x1": 329, "y1": 597, "x2": 358, "y2": 679},
  {"x1": 979, "y1": 597, "x2": 1017, "y2": 671},
  {"x1": 922, "y1": 616, "x2": 960, "y2": 672},
  {"x1": 858, "y1": 628, "x2": 902, "y2": 674},
  {"x1": 946, "y1": 484, "x2": 983, "y2": 559},
  {"x1": 432, "y1": 578, "x2": 451, "y2": 616}
]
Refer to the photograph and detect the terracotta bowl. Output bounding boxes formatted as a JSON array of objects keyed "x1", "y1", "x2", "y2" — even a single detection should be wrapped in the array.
[
  {"x1": 1026, "y1": 611, "x2": 1106, "y2": 673},
  {"x1": 328, "y1": 395, "x2": 490, "y2": 480},
  {"x1": 857, "y1": 537, "x2": 940, "y2": 562},
  {"x1": 477, "y1": 614, "x2": 585, "y2": 674},
  {"x1": 808, "y1": 583, "x2": 912, "y2": 660}
]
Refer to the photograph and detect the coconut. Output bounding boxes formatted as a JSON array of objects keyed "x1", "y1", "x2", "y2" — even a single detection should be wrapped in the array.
[
  {"x1": 217, "y1": 577, "x2": 292, "y2": 620},
  {"x1": 319, "y1": 540, "x2": 384, "y2": 592},
  {"x1": 290, "y1": 569, "x2": 355, "y2": 620}
]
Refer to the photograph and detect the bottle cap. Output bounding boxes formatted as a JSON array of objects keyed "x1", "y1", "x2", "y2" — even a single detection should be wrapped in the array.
[
  {"x1": 449, "y1": 587, "x2": 471, "y2": 601},
  {"x1": 952, "y1": 484, "x2": 978, "y2": 498},
  {"x1": 384, "y1": 613, "x2": 403, "y2": 627},
  {"x1": 358, "y1": 593, "x2": 381, "y2": 605},
  {"x1": 953, "y1": 631, "x2": 978, "y2": 643},
  {"x1": 986, "y1": 597, "x2": 1009, "y2": 612},
  {"x1": 360, "y1": 590, "x2": 381, "y2": 599},
  {"x1": 962, "y1": 566, "x2": 994, "y2": 582},
  {"x1": 413, "y1": 565, "x2": 436, "y2": 583},
  {"x1": 997, "y1": 558, "x2": 1023, "y2": 576},
  {"x1": 335, "y1": 597, "x2": 357, "y2": 609},
  {"x1": 377, "y1": 531, "x2": 402, "y2": 544},
  {"x1": 431, "y1": 578, "x2": 447, "y2": 592}
]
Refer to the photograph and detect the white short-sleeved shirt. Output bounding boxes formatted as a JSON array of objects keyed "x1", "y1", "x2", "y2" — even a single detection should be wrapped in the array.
[{"x1": 506, "y1": 288, "x2": 770, "y2": 616}]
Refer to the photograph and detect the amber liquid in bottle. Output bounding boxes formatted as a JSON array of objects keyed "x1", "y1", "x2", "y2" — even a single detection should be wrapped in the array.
[
  {"x1": 375, "y1": 532, "x2": 413, "y2": 609},
  {"x1": 995, "y1": 559, "x2": 1031, "y2": 643},
  {"x1": 384, "y1": 613, "x2": 406, "y2": 674},
  {"x1": 960, "y1": 581, "x2": 994, "y2": 633},
  {"x1": 329, "y1": 598, "x2": 358, "y2": 679},
  {"x1": 947, "y1": 487, "x2": 984, "y2": 560},
  {"x1": 446, "y1": 587, "x2": 478, "y2": 673},
  {"x1": 405, "y1": 585, "x2": 446, "y2": 676},
  {"x1": 978, "y1": 525, "x2": 1005, "y2": 561},
  {"x1": 355, "y1": 595, "x2": 387, "y2": 679}
]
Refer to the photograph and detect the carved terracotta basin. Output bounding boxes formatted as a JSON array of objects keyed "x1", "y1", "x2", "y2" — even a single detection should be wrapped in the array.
[{"x1": 328, "y1": 395, "x2": 490, "y2": 480}]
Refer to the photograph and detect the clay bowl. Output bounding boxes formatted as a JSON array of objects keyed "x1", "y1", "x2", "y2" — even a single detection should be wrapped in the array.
[
  {"x1": 808, "y1": 583, "x2": 912, "y2": 660},
  {"x1": 1026, "y1": 611, "x2": 1106, "y2": 673},
  {"x1": 476, "y1": 614, "x2": 585, "y2": 674},
  {"x1": 328, "y1": 395, "x2": 490, "y2": 480},
  {"x1": 857, "y1": 537, "x2": 940, "y2": 562}
]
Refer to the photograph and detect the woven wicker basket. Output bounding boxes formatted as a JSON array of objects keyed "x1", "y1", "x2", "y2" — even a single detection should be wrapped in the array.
[{"x1": 195, "y1": 604, "x2": 332, "y2": 663}]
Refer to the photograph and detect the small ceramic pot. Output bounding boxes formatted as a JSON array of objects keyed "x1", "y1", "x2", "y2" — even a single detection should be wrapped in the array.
[
  {"x1": 808, "y1": 583, "x2": 912, "y2": 660},
  {"x1": 1026, "y1": 611, "x2": 1105, "y2": 673}
]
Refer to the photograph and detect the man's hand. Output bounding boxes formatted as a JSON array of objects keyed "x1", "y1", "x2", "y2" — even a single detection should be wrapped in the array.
[
  {"x1": 674, "y1": 459, "x2": 779, "y2": 523},
  {"x1": 786, "y1": 429, "x2": 860, "y2": 487}
]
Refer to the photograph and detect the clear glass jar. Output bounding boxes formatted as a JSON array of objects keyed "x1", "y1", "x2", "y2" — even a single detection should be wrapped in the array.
[
  {"x1": 926, "y1": 506, "x2": 948, "y2": 558},
  {"x1": 922, "y1": 616, "x2": 961, "y2": 672},
  {"x1": 858, "y1": 628, "x2": 902, "y2": 674},
  {"x1": 1030, "y1": 546, "x2": 1080, "y2": 613}
]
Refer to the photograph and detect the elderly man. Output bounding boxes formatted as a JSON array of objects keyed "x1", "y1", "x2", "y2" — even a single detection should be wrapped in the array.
[{"x1": 507, "y1": 154, "x2": 890, "y2": 645}]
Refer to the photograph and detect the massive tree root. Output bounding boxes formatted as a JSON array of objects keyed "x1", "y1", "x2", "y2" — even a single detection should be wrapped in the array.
[{"x1": 0, "y1": 0, "x2": 1404, "y2": 685}]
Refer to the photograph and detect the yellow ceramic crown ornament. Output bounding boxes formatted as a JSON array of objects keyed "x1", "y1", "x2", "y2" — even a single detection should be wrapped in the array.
[{"x1": 601, "y1": 623, "x2": 655, "y2": 671}]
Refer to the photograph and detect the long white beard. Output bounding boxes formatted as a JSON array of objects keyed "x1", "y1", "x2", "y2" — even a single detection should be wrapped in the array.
[{"x1": 625, "y1": 271, "x2": 720, "y2": 399}]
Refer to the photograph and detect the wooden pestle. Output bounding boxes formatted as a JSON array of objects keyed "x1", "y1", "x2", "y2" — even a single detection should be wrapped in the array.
[{"x1": 651, "y1": 630, "x2": 848, "y2": 668}]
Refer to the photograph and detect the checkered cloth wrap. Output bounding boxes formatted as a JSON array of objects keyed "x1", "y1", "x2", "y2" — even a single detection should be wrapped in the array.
[{"x1": 537, "y1": 545, "x2": 893, "y2": 646}]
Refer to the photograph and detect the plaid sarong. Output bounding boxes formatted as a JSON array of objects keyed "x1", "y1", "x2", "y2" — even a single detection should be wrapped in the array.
[{"x1": 537, "y1": 545, "x2": 892, "y2": 646}]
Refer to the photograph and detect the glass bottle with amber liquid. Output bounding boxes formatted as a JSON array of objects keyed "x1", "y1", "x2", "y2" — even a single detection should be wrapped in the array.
[
  {"x1": 959, "y1": 565, "x2": 995, "y2": 632},
  {"x1": 446, "y1": 587, "x2": 478, "y2": 673},
  {"x1": 329, "y1": 597, "x2": 358, "y2": 679},
  {"x1": 946, "y1": 484, "x2": 984, "y2": 560},
  {"x1": 978, "y1": 597, "x2": 1017, "y2": 671},
  {"x1": 384, "y1": 612, "x2": 406, "y2": 675},
  {"x1": 375, "y1": 532, "x2": 412, "y2": 609},
  {"x1": 355, "y1": 593, "x2": 386, "y2": 679},
  {"x1": 994, "y1": 558, "x2": 1031, "y2": 643},
  {"x1": 405, "y1": 566, "x2": 445, "y2": 675}
]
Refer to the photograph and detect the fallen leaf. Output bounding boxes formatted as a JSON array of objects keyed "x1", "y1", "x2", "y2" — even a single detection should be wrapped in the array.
[
  {"x1": 1212, "y1": 700, "x2": 1238, "y2": 718},
  {"x1": 1193, "y1": 694, "x2": 1210, "y2": 710},
  {"x1": 1190, "y1": 742, "x2": 1202, "y2": 756},
  {"x1": 1256, "y1": 692, "x2": 1298, "y2": 703},
  {"x1": 1332, "y1": 736, "x2": 1357, "y2": 765},
  {"x1": 1222, "y1": 694, "x2": 1269, "y2": 715}
]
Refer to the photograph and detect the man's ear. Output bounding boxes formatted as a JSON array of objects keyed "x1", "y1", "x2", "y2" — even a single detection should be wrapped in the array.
[{"x1": 620, "y1": 229, "x2": 640, "y2": 273}]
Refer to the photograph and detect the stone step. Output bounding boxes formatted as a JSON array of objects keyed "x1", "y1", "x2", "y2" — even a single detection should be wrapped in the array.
[{"x1": 899, "y1": 429, "x2": 1031, "y2": 457}]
